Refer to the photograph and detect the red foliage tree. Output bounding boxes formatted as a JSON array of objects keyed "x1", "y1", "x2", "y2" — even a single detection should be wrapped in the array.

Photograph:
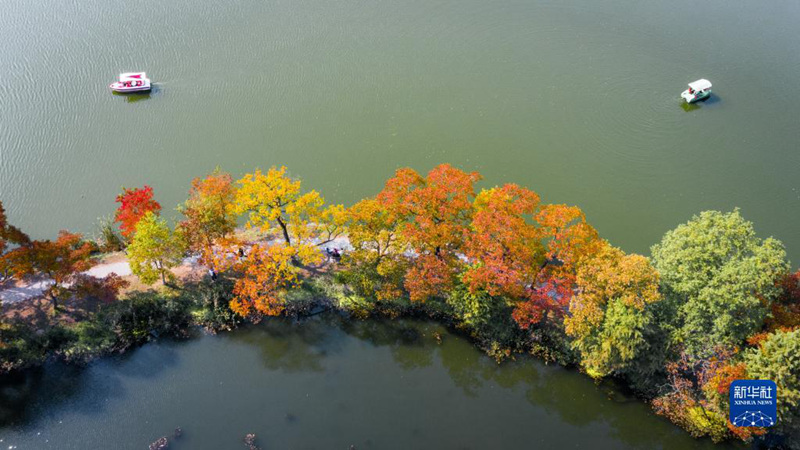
[
  {"x1": 114, "y1": 186, "x2": 161, "y2": 239},
  {"x1": 512, "y1": 275, "x2": 574, "y2": 329}
]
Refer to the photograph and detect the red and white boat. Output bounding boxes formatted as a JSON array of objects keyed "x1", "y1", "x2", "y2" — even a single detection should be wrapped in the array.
[{"x1": 109, "y1": 72, "x2": 151, "y2": 93}]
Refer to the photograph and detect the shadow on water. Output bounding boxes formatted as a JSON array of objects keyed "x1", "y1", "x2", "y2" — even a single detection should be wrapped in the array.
[
  {"x1": 228, "y1": 316, "x2": 344, "y2": 373},
  {"x1": 680, "y1": 94, "x2": 721, "y2": 112},
  {"x1": 111, "y1": 85, "x2": 158, "y2": 103},
  {"x1": 343, "y1": 316, "x2": 739, "y2": 449},
  {"x1": 0, "y1": 339, "x2": 182, "y2": 429}
]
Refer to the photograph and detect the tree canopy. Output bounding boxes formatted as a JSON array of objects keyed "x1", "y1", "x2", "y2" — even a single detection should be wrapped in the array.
[
  {"x1": 0, "y1": 201, "x2": 30, "y2": 284},
  {"x1": 127, "y1": 212, "x2": 183, "y2": 285},
  {"x1": 178, "y1": 169, "x2": 238, "y2": 271},
  {"x1": 745, "y1": 328, "x2": 800, "y2": 436},
  {"x1": 114, "y1": 185, "x2": 162, "y2": 239},
  {"x1": 651, "y1": 209, "x2": 789, "y2": 355},
  {"x1": 234, "y1": 166, "x2": 344, "y2": 264},
  {"x1": 377, "y1": 164, "x2": 481, "y2": 302},
  {"x1": 565, "y1": 242, "x2": 662, "y2": 378}
]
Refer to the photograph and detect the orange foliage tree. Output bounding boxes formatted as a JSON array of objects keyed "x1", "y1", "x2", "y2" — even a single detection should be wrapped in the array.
[
  {"x1": 0, "y1": 201, "x2": 31, "y2": 285},
  {"x1": 178, "y1": 169, "x2": 238, "y2": 271},
  {"x1": 513, "y1": 204, "x2": 601, "y2": 328},
  {"x1": 462, "y1": 184, "x2": 541, "y2": 298},
  {"x1": 23, "y1": 232, "x2": 96, "y2": 310},
  {"x1": 114, "y1": 185, "x2": 161, "y2": 239},
  {"x1": 377, "y1": 164, "x2": 481, "y2": 302},
  {"x1": 229, "y1": 244, "x2": 297, "y2": 319},
  {"x1": 534, "y1": 204, "x2": 601, "y2": 277}
]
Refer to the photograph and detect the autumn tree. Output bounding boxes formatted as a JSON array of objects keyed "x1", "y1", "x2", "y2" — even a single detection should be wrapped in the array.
[
  {"x1": 127, "y1": 212, "x2": 184, "y2": 285},
  {"x1": 234, "y1": 166, "x2": 345, "y2": 264},
  {"x1": 338, "y1": 198, "x2": 407, "y2": 302},
  {"x1": 651, "y1": 209, "x2": 789, "y2": 356},
  {"x1": 178, "y1": 169, "x2": 238, "y2": 271},
  {"x1": 462, "y1": 184, "x2": 542, "y2": 298},
  {"x1": 652, "y1": 347, "x2": 762, "y2": 442},
  {"x1": 114, "y1": 185, "x2": 161, "y2": 239},
  {"x1": 0, "y1": 201, "x2": 30, "y2": 285},
  {"x1": 535, "y1": 204, "x2": 601, "y2": 278},
  {"x1": 229, "y1": 244, "x2": 297, "y2": 318},
  {"x1": 377, "y1": 164, "x2": 481, "y2": 302},
  {"x1": 24, "y1": 231, "x2": 96, "y2": 310},
  {"x1": 512, "y1": 275, "x2": 574, "y2": 330},
  {"x1": 564, "y1": 242, "x2": 661, "y2": 378},
  {"x1": 767, "y1": 270, "x2": 800, "y2": 332}
]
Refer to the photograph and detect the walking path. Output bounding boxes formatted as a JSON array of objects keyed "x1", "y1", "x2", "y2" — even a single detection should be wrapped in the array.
[{"x1": 1, "y1": 235, "x2": 352, "y2": 306}]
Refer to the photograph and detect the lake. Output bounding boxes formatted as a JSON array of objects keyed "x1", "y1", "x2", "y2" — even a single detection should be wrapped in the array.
[
  {"x1": 0, "y1": 315, "x2": 737, "y2": 449},
  {"x1": 0, "y1": 0, "x2": 797, "y2": 446},
  {"x1": 1, "y1": 0, "x2": 798, "y2": 263}
]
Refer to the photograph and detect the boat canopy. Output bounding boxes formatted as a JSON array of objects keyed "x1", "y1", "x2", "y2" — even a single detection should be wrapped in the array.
[
  {"x1": 688, "y1": 79, "x2": 712, "y2": 91},
  {"x1": 120, "y1": 72, "x2": 147, "y2": 80}
]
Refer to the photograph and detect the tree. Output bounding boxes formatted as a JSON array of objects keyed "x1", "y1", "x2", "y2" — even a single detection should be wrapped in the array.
[
  {"x1": 127, "y1": 212, "x2": 183, "y2": 285},
  {"x1": 229, "y1": 244, "x2": 297, "y2": 318},
  {"x1": 114, "y1": 185, "x2": 161, "y2": 239},
  {"x1": 769, "y1": 270, "x2": 800, "y2": 331},
  {"x1": 234, "y1": 166, "x2": 345, "y2": 264},
  {"x1": 534, "y1": 204, "x2": 601, "y2": 278},
  {"x1": 0, "y1": 201, "x2": 30, "y2": 284},
  {"x1": 652, "y1": 347, "x2": 763, "y2": 442},
  {"x1": 651, "y1": 210, "x2": 789, "y2": 355},
  {"x1": 178, "y1": 169, "x2": 238, "y2": 271},
  {"x1": 512, "y1": 274, "x2": 574, "y2": 329},
  {"x1": 509, "y1": 203, "x2": 601, "y2": 331},
  {"x1": 338, "y1": 198, "x2": 407, "y2": 302},
  {"x1": 745, "y1": 328, "x2": 800, "y2": 436},
  {"x1": 24, "y1": 231, "x2": 96, "y2": 310},
  {"x1": 564, "y1": 242, "x2": 661, "y2": 378},
  {"x1": 377, "y1": 164, "x2": 481, "y2": 302},
  {"x1": 462, "y1": 184, "x2": 542, "y2": 298}
]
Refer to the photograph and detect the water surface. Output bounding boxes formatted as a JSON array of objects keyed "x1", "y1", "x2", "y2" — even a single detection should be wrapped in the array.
[
  {"x1": 1, "y1": 0, "x2": 798, "y2": 262},
  {"x1": 0, "y1": 316, "x2": 734, "y2": 449}
]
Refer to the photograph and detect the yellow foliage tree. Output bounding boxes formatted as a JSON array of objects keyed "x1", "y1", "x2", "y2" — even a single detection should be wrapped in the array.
[{"x1": 233, "y1": 166, "x2": 345, "y2": 265}]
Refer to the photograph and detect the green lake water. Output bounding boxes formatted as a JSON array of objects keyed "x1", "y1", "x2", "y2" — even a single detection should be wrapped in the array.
[
  {"x1": 1, "y1": 0, "x2": 798, "y2": 262},
  {"x1": 1, "y1": 0, "x2": 798, "y2": 447},
  {"x1": 0, "y1": 316, "x2": 738, "y2": 449}
]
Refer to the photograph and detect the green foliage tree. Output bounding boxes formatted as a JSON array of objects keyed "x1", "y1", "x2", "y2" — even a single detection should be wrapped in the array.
[
  {"x1": 745, "y1": 328, "x2": 800, "y2": 437},
  {"x1": 651, "y1": 210, "x2": 789, "y2": 355},
  {"x1": 127, "y1": 212, "x2": 184, "y2": 285}
]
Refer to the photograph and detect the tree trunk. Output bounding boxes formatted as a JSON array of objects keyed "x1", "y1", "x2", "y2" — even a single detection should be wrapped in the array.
[
  {"x1": 276, "y1": 217, "x2": 291, "y2": 245},
  {"x1": 159, "y1": 260, "x2": 166, "y2": 285}
]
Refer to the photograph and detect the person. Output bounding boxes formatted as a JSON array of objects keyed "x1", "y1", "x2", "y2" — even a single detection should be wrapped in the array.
[
  {"x1": 208, "y1": 268, "x2": 217, "y2": 281},
  {"x1": 332, "y1": 248, "x2": 341, "y2": 260},
  {"x1": 238, "y1": 247, "x2": 245, "y2": 259}
]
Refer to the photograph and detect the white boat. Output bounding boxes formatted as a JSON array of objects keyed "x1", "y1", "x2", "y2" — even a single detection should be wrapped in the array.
[
  {"x1": 109, "y1": 72, "x2": 151, "y2": 93},
  {"x1": 681, "y1": 79, "x2": 711, "y2": 103}
]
